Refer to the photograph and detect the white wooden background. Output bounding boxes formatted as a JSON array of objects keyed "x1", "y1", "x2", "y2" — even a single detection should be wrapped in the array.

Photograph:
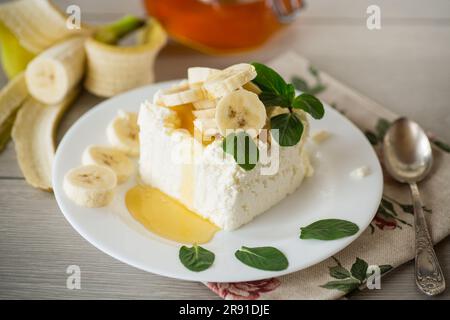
[{"x1": 0, "y1": 0, "x2": 449, "y2": 299}]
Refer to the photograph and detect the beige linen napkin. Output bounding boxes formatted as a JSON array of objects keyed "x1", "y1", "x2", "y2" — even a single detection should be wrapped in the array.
[{"x1": 205, "y1": 51, "x2": 450, "y2": 300}]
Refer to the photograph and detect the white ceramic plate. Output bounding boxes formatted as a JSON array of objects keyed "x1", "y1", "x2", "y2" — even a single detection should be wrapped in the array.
[{"x1": 53, "y1": 81, "x2": 383, "y2": 283}]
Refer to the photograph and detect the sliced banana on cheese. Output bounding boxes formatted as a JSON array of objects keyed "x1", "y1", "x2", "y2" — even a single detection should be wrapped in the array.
[
  {"x1": 159, "y1": 81, "x2": 205, "y2": 107},
  {"x1": 107, "y1": 111, "x2": 139, "y2": 157},
  {"x1": 203, "y1": 63, "x2": 256, "y2": 98},
  {"x1": 193, "y1": 118, "x2": 219, "y2": 138},
  {"x1": 215, "y1": 89, "x2": 266, "y2": 136},
  {"x1": 82, "y1": 145, "x2": 134, "y2": 184},
  {"x1": 193, "y1": 98, "x2": 217, "y2": 110},
  {"x1": 63, "y1": 164, "x2": 117, "y2": 208},
  {"x1": 187, "y1": 67, "x2": 219, "y2": 88},
  {"x1": 193, "y1": 108, "x2": 215, "y2": 119}
]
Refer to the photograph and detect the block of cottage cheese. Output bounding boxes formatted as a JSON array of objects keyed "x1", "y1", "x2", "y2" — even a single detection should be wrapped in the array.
[{"x1": 138, "y1": 101, "x2": 312, "y2": 231}]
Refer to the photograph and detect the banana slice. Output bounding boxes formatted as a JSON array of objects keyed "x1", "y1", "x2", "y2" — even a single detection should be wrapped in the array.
[
  {"x1": 107, "y1": 111, "x2": 139, "y2": 157},
  {"x1": 25, "y1": 36, "x2": 86, "y2": 105},
  {"x1": 82, "y1": 145, "x2": 134, "y2": 184},
  {"x1": 159, "y1": 81, "x2": 205, "y2": 107},
  {"x1": 187, "y1": 67, "x2": 219, "y2": 88},
  {"x1": 193, "y1": 118, "x2": 219, "y2": 138},
  {"x1": 193, "y1": 108, "x2": 215, "y2": 119},
  {"x1": 193, "y1": 98, "x2": 217, "y2": 110},
  {"x1": 203, "y1": 63, "x2": 256, "y2": 98},
  {"x1": 63, "y1": 164, "x2": 117, "y2": 208},
  {"x1": 215, "y1": 89, "x2": 266, "y2": 136}
]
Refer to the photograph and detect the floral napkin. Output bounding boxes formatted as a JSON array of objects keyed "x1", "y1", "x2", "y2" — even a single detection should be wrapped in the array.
[{"x1": 205, "y1": 51, "x2": 450, "y2": 300}]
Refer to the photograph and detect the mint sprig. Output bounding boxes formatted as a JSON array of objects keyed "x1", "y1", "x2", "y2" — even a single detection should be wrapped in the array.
[{"x1": 251, "y1": 62, "x2": 325, "y2": 147}]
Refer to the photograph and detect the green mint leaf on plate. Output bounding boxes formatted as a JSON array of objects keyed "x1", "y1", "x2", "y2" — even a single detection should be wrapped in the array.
[
  {"x1": 350, "y1": 257, "x2": 368, "y2": 282},
  {"x1": 299, "y1": 219, "x2": 359, "y2": 240},
  {"x1": 292, "y1": 93, "x2": 325, "y2": 119},
  {"x1": 235, "y1": 246, "x2": 288, "y2": 271},
  {"x1": 222, "y1": 131, "x2": 259, "y2": 171},
  {"x1": 320, "y1": 278, "x2": 361, "y2": 293},
  {"x1": 179, "y1": 244, "x2": 215, "y2": 272},
  {"x1": 270, "y1": 112, "x2": 303, "y2": 147},
  {"x1": 251, "y1": 62, "x2": 291, "y2": 98},
  {"x1": 329, "y1": 265, "x2": 351, "y2": 279}
]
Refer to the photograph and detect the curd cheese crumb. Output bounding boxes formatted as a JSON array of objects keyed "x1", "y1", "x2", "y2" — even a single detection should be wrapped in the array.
[
  {"x1": 350, "y1": 166, "x2": 371, "y2": 179},
  {"x1": 312, "y1": 130, "x2": 331, "y2": 144}
]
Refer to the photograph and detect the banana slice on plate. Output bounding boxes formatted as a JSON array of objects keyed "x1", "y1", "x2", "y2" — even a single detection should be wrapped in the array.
[
  {"x1": 63, "y1": 164, "x2": 117, "y2": 208},
  {"x1": 215, "y1": 89, "x2": 266, "y2": 136},
  {"x1": 82, "y1": 145, "x2": 134, "y2": 184},
  {"x1": 25, "y1": 36, "x2": 86, "y2": 105},
  {"x1": 159, "y1": 81, "x2": 205, "y2": 107},
  {"x1": 192, "y1": 108, "x2": 215, "y2": 119},
  {"x1": 107, "y1": 111, "x2": 139, "y2": 157},
  {"x1": 203, "y1": 63, "x2": 256, "y2": 98},
  {"x1": 187, "y1": 67, "x2": 219, "y2": 88}
]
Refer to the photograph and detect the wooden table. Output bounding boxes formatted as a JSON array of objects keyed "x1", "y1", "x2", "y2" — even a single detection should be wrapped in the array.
[{"x1": 1, "y1": 0, "x2": 449, "y2": 299}]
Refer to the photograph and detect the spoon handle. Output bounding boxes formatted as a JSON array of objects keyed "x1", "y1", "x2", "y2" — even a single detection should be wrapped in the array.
[{"x1": 410, "y1": 183, "x2": 446, "y2": 296}]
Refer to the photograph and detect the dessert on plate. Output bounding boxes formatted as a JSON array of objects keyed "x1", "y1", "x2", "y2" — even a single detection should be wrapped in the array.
[{"x1": 138, "y1": 63, "x2": 320, "y2": 230}]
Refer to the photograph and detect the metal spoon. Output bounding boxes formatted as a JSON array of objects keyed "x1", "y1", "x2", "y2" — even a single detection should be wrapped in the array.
[{"x1": 383, "y1": 117, "x2": 445, "y2": 296}]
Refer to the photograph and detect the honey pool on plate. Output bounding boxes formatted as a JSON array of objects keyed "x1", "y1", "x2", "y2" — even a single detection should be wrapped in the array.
[{"x1": 125, "y1": 185, "x2": 219, "y2": 244}]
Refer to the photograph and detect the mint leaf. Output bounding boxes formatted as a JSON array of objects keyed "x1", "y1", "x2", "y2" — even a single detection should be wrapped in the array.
[
  {"x1": 179, "y1": 244, "x2": 215, "y2": 272},
  {"x1": 270, "y1": 113, "x2": 303, "y2": 147},
  {"x1": 235, "y1": 246, "x2": 288, "y2": 271},
  {"x1": 292, "y1": 76, "x2": 309, "y2": 92},
  {"x1": 251, "y1": 62, "x2": 290, "y2": 97},
  {"x1": 299, "y1": 219, "x2": 359, "y2": 240},
  {"x1": 350, "y1": 257, "x2": 368, "y2": 282},
  {"x1": 222, "y1": 131, "x2": 259, "y2": 171},
  {"x1": 259, "y1": 91, "x2": 292, "y2": 108},
  {"x1": 292, "y1": 93, "x2": 324, "y2": 119},
  {"x1": 321, "y1": 278, "x2": 360, "y2": 293},
  {"x1": 329, "y1": 265, "x2": 351, "y2": 279}
]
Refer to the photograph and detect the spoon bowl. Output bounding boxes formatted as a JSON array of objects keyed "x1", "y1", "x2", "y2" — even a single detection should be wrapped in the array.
[{"x1": 383, "y1": 117, "x2": 433, "y2": 183}]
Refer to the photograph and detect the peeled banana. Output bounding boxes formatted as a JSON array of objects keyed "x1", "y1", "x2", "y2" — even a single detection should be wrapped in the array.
[
  {"x1": 0, "y1": 0, "x2": 89, "y2": 54},
  {"x1": 107, "y1": 111, "x2": 140, "y2": 157},
  {"x1": 26, "y1": 36, "x2": 86, "y2": 105},
  {"x1": 0, "y1": 73, "x2": 29, "y2": 152},
  {"x1": 215, "y1": 89, "x2": 266, "y2": 136},
  {"x1": 12, "y1": 88, "x2": 80, "y2": 191},
  {"x1": 0, "y1": 22, "x2": 35, "y2": 79},
  {"x1": 63, "y1": 164, "x2": 117, "y2": 208},
  {"x1": 84, "y1": 19, "x2": 167, "y2": 97},
  {"x1": 82, "y1": 145, "x2": 134, "y2": 184}
]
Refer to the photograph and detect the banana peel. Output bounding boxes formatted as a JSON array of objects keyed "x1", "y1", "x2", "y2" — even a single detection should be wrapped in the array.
[
  {"x1": 12, "y1": 88, "x2": 80, "y2": 191},
  {"x1": 84, "y1": 19, "x2": 167, "y2": 97},
  {"x1": 0, "y1": 73, "x2": 29, "y2": 152}
]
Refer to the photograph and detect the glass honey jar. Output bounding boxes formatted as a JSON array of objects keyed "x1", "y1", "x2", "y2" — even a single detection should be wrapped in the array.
[{"x1": 144, "y1": 0, "x2": 303, "y2": 53}]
